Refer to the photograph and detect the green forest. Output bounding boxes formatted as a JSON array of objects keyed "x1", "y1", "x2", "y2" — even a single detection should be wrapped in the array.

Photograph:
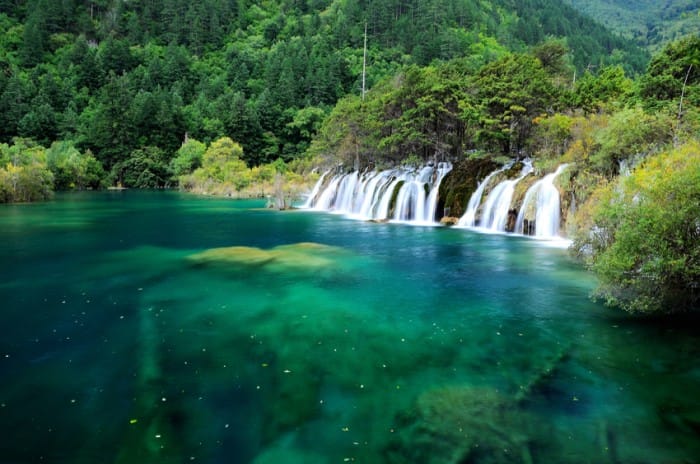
[
  {"x1": 0, "y1": 0, "x2": 648, "y2": 193},
  {"x1": 0, "y1": 0, "x2": 698, "y2": 313},
  {"x1": 563, "y1": 0, "x2": 700, "y2": 51}
]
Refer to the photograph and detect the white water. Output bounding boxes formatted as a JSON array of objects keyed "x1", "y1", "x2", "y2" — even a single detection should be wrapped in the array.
[
  {"x1": 515, "y1": 164, "x2": 568, "y2": 238},
  {"x1": 303, "y1": 162, "x2": 452, "y2": 224},
  {"x1": 302, "y1": 170, "x2": 330, "y2": 208},
  {"x1": 478, "y1": 162, "x2": 533, "y2": 232},
  {"x1": 305, "y1": 161, "x2": 569, "y2": 240},
  {"x1": 457, "y1": 167, "x2": 506, "y2": 227}
]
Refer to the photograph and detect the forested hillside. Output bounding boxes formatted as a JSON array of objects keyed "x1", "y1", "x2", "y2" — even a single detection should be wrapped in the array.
[
  {"x1": 0, "y1": 0, "x2": 649, "y2": 197},
  {"x1": 564, "y1": 0, "x2": 700, "y2": 50}
]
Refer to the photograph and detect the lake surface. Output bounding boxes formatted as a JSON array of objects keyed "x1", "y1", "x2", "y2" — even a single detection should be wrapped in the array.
[{"x1": 0, "y1": 191, "x2": 698, "y2": 463}]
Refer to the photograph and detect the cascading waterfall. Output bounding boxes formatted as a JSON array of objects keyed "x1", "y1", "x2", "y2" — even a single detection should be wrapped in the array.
[
  {"x1": 302, "y1": 170, "x2": 330, "y2": 208},
  {"x1": 457, "y1": 167, "x2": 506, "y2": 227},
  {"x1": 456, "y1": 161, "x2": 568, "y2": 240},
  {"x1": 478, "y1": 161, "x2": 533, "y2": 232},
  {"x1": 425, "y1": 163, "x2": 454, "y2": 223},
  {"x1": 312, "y1": 174, "x2": 343, "y2": 211},
  {"x1": 303, "y1": 162, "x2": 452, "y2": 224},
  {"x1": 305, "y1": 160, "x2": 568, "y2": 239},
  {"x1": 515, "y1": 164, "x2": 568, "y2": 238}
]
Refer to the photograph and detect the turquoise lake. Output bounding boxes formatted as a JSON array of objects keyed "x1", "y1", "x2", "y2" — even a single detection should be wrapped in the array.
[{"x1": 0, "y1": 191, "x2": 698, "y2": 463}]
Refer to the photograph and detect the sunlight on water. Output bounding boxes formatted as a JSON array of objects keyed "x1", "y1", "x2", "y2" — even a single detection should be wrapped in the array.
[{"x1": 0, "y1": 191, "x2": 698, "y2": 463}]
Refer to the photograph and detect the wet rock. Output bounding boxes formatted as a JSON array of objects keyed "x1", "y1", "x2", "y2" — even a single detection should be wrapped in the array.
[{"x1": 440, "y1": 216, "x2": 459, "y2": 226}]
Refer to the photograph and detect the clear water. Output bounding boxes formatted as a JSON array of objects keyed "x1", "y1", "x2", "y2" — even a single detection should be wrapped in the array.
[{"x1": 0, "y1": 191, "x2": 698, "y2": 463}]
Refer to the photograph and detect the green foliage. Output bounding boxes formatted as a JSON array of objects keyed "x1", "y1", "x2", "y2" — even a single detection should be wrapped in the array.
[
  {"x1": 573, "y1": 141, "x2": 700, "y2": 313},
  {"x1": 110, "y1": 146, "x2": 170, "y2": 188},
  {"x1": 563, "y1": 0, "x2": 700, "y2": 51},
  {"x1": 590, "y1": 107, "x2": 673, "y2": 175},
  {"x1": 471, "y1": 52, "x2": 558, "y2": 154},
  {"x1": 170, "y1": 138, "x2": 205, "y2": 177},
  {"x1": 183, "y1": 137, "x2": 248, "y2": 190},
  {"x1": 0, "y1": 0, "x2": 650, "y2": 181},
  {"x1": 46, "y1": 140, "x2": 104, "y2": 189},
  {"x1": 0, "y1": 138, "x2": 53, "y2": 202},
  {"x1": 530, "y1": 113, "x2": 574, "y2": 160},
  {"x1": 638, "y1": 35, "x2": 700, "y2": 109},
  {"x1": 177, "y1": 136, "x2": 314, "y2": 199},
  {"x1": 569, "y1": 65, "x2": 633, "y2": 112}
]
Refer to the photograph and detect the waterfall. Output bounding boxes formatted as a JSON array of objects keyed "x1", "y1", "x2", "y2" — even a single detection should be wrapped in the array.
[
  {"x1": 312, "y1": 174, "x2": 343, "y2": 210},
  {"x1": 303, "y1": 162, "x2": 452, "y2": 224},
  {"x1": 478, "y1": 162, "x2": 533, "y2": 232},
  {"x1": 515, "y1": 165, "x2": 568, "y2": 238},
  {"x1": 302, "y1": 170, "x2": 330, "y2": 208},
  {"x1": 457, "y1": 167, "x2": 506, "y2": 227},
  {"x1": 357, "y1": 170, "x2": 393, "y2": 218},
  {"x1": 425, "y1": 163, "x2": 453, "y2": 223},
  {"x1": 334, "y1": 171, "x2": 360, "y2": 213}
]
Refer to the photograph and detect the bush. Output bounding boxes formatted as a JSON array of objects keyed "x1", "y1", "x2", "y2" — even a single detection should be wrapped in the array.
[{"x1": 573, "y1": 141, "x2": 700, "y2": 313}]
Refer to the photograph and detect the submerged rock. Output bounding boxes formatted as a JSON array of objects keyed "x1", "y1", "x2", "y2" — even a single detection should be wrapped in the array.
[
  {"x1": 384, "y1": 386, "x2": 537, "y2": 464},
  {"x1": 187, "y1": 242, "x2": 347, "y2": 273}
]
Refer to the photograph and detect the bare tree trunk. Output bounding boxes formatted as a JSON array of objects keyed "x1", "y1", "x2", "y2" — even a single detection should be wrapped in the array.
[{"x1": 675, "y1": 64, "x2": 693, "y2": 147}]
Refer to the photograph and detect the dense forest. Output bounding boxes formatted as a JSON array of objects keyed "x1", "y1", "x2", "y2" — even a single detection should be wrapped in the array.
[
  {"x1": 0, "y1": 1, "x2": 698, "y2": 313},
  {"x1": 0, "y1": 0, "x2": 647, "y2": 195}
]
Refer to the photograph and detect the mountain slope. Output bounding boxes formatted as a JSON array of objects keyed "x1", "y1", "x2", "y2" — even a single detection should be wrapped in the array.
[{"x1": 563, "y1": 0, "x2": 700, "y2": 50}]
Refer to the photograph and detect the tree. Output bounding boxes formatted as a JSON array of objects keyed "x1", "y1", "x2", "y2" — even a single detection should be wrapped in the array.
[
  {"x1": 111, "y1": 146, "x2": 170, "y2": 188},
  {"x1": 638, "y1": 35, "x2": 700, "y2": 109},
  {"x1": 200, "y1": 136, "x2": 245, "y2": 182},
  {"x1": 79, "y1": 71, "x2": 136, "y2": 169},
  {"x1": 170, "y1": 137, "x2": 205, "y2": 177},
  {"x1": 471, "y1": 53, "x2": 558, "y2": 155},
  {"x1": 46, "y1": 140, "x2": 104, "y2": 189},
  {"x1": 570, "y1": 65, "x2": 633, "y2": 112},
  {"x1": 0, "y1": 138, "x2": 54, "y2": 202}
]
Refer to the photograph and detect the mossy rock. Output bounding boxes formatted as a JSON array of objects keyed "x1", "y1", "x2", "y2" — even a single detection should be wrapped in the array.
[
  {"x1": 388, "y1": 180, "x2": 405, "y2": 217},
  {"x1": 260, "y1": 364, "x2": 322, "y2": 444},
  {"x1": 438, "y1": 158, "x2": 500, "y2": 218},
  {"x1": 511, "y1": 175, "x2": 539, "y2": 222},
  {"x1": 384, "y1": 385, "x2": 538, "y2": 464},
  {"x1": 187, "y1": 242, "x2": 347, "y2": 274}
]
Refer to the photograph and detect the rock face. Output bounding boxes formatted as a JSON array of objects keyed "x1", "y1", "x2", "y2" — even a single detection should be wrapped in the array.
[{"x1": 437, "y1": 158, "x2": 500, "y2": 219}]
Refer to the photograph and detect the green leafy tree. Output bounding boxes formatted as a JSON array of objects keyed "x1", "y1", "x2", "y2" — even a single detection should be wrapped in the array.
[
  {"x1": 471, "y1": 52, "x2": 558, "y2": 155},
  {"x1": 171, "y1": 137, "x2": 206, "y2": 177},
  {"x1": 570, "y1": 65, "x2": 633, "y2": 112},
  {"x1": 590, "y1": 106, "x2": 673, "y2": 175},
  {"x1": 0, "y1": 138, "x2": 54, "y2": 202},
  {"x1": 638, "y1": 35, "x2": 700, "y2": 109},
  {"x1": 111, "y1": 146, "x2": 170, "y2": 188},
  {"x1": 200, "y1": 136, "x2": 245, "y2": 182},
  {"x1": 46, "y1": 140, "x2": 104, "y2": 190},
  {"x1": 79, "y1": 71, "x2": 136, "y2": 169}
]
